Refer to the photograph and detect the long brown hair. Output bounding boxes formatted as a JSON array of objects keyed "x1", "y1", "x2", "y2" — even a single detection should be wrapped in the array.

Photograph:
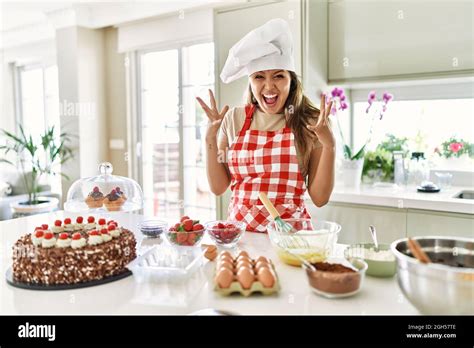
[{"x1": 246, "y1": 71, "x2": 320, "y2": 179}]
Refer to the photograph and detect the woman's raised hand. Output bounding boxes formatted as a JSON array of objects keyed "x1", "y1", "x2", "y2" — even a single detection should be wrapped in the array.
[
  {"x1": 307, "y1": 93, "x2": 336, "y2": 148},
  {"x1": 196, "y1": 89, "x2": 229, "y2": 140}
]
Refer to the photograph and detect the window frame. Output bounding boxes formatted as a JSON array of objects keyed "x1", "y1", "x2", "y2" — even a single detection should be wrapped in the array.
[{"x1": 134, "y1": 38, "x2": 216, "y2": 218}]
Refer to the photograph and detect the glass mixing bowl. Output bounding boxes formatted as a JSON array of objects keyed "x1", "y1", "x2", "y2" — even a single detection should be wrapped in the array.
[{"x1": 267, "y1": 219, "x2": 341, "y2": 266}]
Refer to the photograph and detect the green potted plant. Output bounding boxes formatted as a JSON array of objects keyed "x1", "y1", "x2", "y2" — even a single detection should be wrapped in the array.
[
  {"x1": 362, "y1": 149, "x2": 394, "y2": 183},
  {"x1": 0, "y1": 125, "x2": 74, "y2": 217},
  {"x1": 363, "y1": 134, "x2": 409, "y2": 183},
  {"x1": 329, "y1": 88, "x2": 393, "y2": 188}
]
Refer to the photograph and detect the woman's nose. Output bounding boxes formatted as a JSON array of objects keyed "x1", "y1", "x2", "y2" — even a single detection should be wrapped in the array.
[{"x1": 264, "y1": 78, "x2": 275, "y2": 90}]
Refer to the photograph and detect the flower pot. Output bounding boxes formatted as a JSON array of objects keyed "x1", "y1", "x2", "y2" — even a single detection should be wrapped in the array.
[
  {"x1": 342, "y1": 159, "x2": 364, "y2": 189},
  {"x1": 10, "y1": 196, "x2": 59, "y2": 218}
]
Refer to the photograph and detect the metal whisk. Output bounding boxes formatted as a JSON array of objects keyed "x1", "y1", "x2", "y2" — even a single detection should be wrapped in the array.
[{"x1": 259, "y1": 192, "x2": 309, "y2": 249}]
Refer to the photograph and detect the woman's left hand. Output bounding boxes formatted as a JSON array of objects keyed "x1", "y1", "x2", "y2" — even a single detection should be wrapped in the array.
[{"x1": 307, "y1": 94, "x2": 336, "y2": 148}]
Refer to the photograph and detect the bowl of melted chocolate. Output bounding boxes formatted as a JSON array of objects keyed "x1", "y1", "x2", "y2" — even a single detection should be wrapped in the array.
[{"x1": 303, "y1": 258, "x2": 368, "y2": 298}]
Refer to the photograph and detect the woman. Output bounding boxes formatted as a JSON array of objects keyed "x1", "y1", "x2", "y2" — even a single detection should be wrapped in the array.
[{"x1": 197, "y1": 19, "x2": 336, "y2": 232}]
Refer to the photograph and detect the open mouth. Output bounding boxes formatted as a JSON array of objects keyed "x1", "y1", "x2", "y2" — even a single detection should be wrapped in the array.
[{"x1": 262, "y1": 94, "x2": 278, "y2": 107}]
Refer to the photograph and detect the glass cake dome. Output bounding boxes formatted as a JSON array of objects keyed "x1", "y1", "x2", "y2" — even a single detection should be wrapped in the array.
[{"x1": 64, "y1": 162, "x2": 143, "y2": 213}]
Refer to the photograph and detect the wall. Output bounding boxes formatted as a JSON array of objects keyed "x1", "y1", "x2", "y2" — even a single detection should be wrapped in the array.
[
  {"x1": 56, "y1": 26, "x2": 109, "y2": 200},
  {"x1": 77, "y1": 27, "x2": 108, "y2": 178},
  {"x1": 117, "y1": 8, "x2": 213, "y2": 53},
  {"x1": 104, "y1": 27, "x2": 128, "y2": 176},
  {"x1": 56, "y1": 27, "x2": 80, "y2": 201}
]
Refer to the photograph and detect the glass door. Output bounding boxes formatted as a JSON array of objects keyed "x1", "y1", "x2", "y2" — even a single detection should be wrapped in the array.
[{"x1": 138, "y1": 42, "x2": 216, "y2": 221}]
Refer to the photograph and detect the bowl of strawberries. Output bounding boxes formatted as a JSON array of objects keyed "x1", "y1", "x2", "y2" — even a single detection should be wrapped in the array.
[
  {"x1": 205, "y1": 220, "x2": 245, "y2": 248},
  {"x1": 165, "y1": 216, "x2": 205, "y2": 247}
]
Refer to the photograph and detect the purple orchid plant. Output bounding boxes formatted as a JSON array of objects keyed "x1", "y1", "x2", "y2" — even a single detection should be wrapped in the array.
[{"x1": 328, "y1": 87, "x2": 393, "y2": 160}]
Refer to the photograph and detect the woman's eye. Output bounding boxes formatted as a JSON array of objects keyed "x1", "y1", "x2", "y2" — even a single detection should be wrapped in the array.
[
  {"x1": 254, "y1": 75, "x2": 263, "y2": 79},
  {"x1": 275, "y1": 74, "x2": 284, "y2": 79}
]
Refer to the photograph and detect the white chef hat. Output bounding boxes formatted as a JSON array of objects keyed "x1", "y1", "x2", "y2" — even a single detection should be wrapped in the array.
[{"x1": 220, "y1": 18, "x2": 295, "y2": 84}]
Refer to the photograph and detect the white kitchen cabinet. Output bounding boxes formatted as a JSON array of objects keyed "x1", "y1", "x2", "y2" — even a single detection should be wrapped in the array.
[
  {"x1": 307, "y1": 201, "x2": 407, "y2": 245},
  {"x1": 301, "y1": 0, "x2": 328, "y2": 99},
  {"x1": 307, "y1": 202, "x2": 474, "y2": 245},
  {"x1": 406, "y1": 209, "x2": 474, "y2": 239},
  {"x1": 328, "y1": 1, "x2": 474, "y2": 82}
]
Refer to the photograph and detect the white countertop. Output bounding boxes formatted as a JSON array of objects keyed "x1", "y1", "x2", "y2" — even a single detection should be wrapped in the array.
[
  {"x1": 0, "y1": 212, "x2": 418, "y2": 315},
  {"x1": 312, "y1": 184, "x2": 474, "y2": 215}
]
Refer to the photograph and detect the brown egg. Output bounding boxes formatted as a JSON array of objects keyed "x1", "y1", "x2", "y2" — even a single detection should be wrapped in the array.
[
  {"x1": 237, "y1": 250, "x2": 249, "y2": 258},
  {"x1": 255, "y1": 260, "x2": 270, "y2": 271},
  {"x1": 202, "y1": 244, "x2": 217, "y2": 253},
  {"x1": 217, "y1": 261, "x2": 233, "y2": 272},
  {"x1": 218, "y1": 254, "x2": 234, "y2": 264},
  {"x1": 236, "y1": 255, "x2": 251, "y2": 264},
  {"x1": 236, "y1": 259, "x2": 252, "y2": 270},
  {"x1": 218, "y1": 251, "x2": 232, "y2": 259},
  {"x1": 219, "y1": 251, "x2": 232, "y2": 258},
  {"x1": 236, "y1": 267, "x2": 255, "y2": 289},
  {"x1": 204, "y1": 246, "x2": 218, "y2": 261},
  {"x1": 256, "y1": 256, "x2": 269, "y2": 264},
  {"x1": 215, "y1": 268, "x2": 234, "y2": 289},
  {"x1": 257, "y1": 267, "x2": 275, "y2": 288},
  {"x1": 218, "y1": 251, "x2": 232, "y2": 261},
  {"x1": 205, "y1": 251, "x2": 217, "y2": 261}
]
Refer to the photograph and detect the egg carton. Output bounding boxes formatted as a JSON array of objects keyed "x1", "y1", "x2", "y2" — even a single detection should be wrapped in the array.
[
  {"x1": 214, "y1": 263, "x2": 280, "y2": 297},
  {"x1": 127, "y1": 244, "x2": 205, "y2": 282}
]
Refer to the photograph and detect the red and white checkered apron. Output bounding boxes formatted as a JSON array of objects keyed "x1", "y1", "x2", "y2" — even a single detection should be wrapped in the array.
[{"x1": 227, "y1": 104, "x2": 311, "y2": 232}]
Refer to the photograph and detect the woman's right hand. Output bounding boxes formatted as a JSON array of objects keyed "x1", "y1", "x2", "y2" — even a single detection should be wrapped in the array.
[{"x1": 196, "y1": 89, "x2": 229, "y2": 140}]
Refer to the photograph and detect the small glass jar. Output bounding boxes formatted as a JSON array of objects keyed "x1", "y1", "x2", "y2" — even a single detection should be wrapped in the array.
[
  {"x1": 138, "y1": 219, "x2": 168, "y2": 239},
  {"x1": 393, "y1": 151, "x2": 406, "y2": 186},
  {"x1": 434, "y1": 172, "x2": 453, "y2": 190},
  {"x1": 407, "y1": 152, "x2": 430, "y2": 186}
]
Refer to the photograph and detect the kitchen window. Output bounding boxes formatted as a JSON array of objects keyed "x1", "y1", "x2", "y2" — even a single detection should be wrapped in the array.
[
  {"x1": 14, "y1": 64, "x2": 61, "y2": 193},
  {"x1": 349, "y1": 93, "x2": 474, "y2": 170},
  {"x1": 137, "y1": 42, "x2": 216, "y2": 221},
  {"x1": 16, "y1": 64, "x2": 60, "y2": 141}
]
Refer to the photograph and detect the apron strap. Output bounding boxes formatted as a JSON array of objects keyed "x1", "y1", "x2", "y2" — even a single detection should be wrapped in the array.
[{"x1": 241, "y1": 104, "x2": 256, "y2": 133}]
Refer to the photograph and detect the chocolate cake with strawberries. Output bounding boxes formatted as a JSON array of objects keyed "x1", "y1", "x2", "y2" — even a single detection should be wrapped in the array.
[{"x1": 12, "y1": 216, "x2": 136, "y2": 285}]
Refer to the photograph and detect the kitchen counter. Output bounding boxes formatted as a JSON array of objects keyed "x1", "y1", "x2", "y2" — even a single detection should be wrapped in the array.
[
  {"x1": 0, "y1": 212, "x2": 418, "y2": 315},
  {"x1": 311, "y1": 184, "x2": 474, "y2": 215}
]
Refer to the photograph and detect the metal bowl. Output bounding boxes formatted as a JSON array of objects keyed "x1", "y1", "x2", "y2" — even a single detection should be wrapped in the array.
[{"x1": 391, "y1": 236, "x2": 474, "y2": 314}]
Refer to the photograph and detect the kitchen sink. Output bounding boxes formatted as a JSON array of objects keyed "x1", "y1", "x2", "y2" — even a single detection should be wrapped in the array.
[{"x1": 453, "y1": 190, "x2": 474, "y2": 200}]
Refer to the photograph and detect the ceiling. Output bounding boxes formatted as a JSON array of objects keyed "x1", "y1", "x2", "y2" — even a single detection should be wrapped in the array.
[
  {"x1": 0, "y1": 0, "x2": 230, "y2": 32},
  {"x1": 1, "y1": 2, "x2": 74, "y2": 32}
]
